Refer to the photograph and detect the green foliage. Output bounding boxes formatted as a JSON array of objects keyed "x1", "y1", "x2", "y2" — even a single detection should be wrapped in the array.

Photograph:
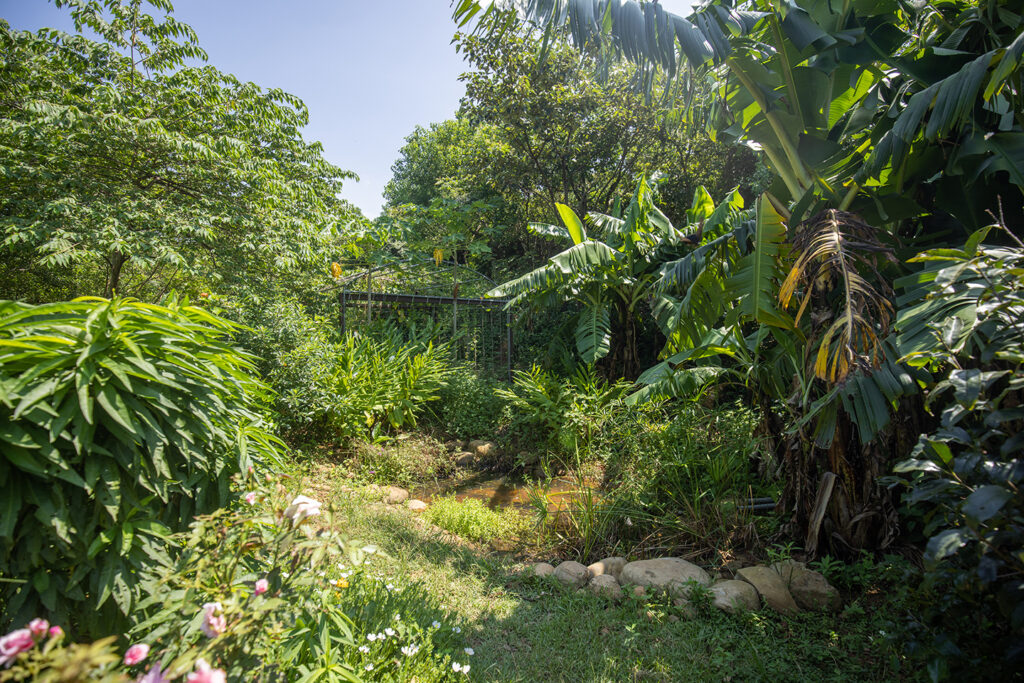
[
  {"x1": 423, "y1": 496, "x2": 530, "y2": 544},
  {"x1": 349, "y1": 436, "x2": 451, "y2": 488},
  {"x1": 428, "y1": 367, "x2": 507, "y2": 441},
  {"x1": 889, "y1": 229, "x2": 1024, "y2": 678},
  {"x1": 0, "y1": 1, "x2": 356, "y2": 298},
  {"x1": 0, "y1": 296, "x2": 283, "y2": 634}
]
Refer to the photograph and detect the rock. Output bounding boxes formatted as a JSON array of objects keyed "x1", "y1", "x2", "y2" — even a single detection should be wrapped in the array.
[
  {"x1": 772, "y1": 560, "x2": 841, "y2": 612},
  {"x1": 553, "y1": 561, "x2": 589, "y2": 589},
  {"x1": 454, "y1": 452, "x2": 476, "y2": 468},
  {"x1": 587, "y1": 574, "x2": 624, "y2": 601},
  {"x1": 406, "y1": 499, "x2": 428, "y2": 512},
  {"x1": 588, "y1": 557, "x2": 627, "y2": 581},
  {"x1": 709, "y1": 580, "x2": 760, "y2": 613},
  {"x1": 631, "y1": 585, "x2": 647, "y2": 599},
  {"x1": 620, "y1": 558, "x2": 712, "y2": 598},
  {"x1": 668, "y1": 615, "x2": 679, "y2": 623},
  {"x1": 672, "y1": 597, "x2": 697, "y2": 619},
  {"x1": 533, "y1": 562, "x2": 555, "y2": 577},
  {"x1": 384, "y1": 486, "x2": 408, "y2": 505},
  {"x1": 736, "y1": 565, "x2": 799, "y2": 614},
  {"x1": 467, "y1": 440, "x2": 497, "y2": 458}
]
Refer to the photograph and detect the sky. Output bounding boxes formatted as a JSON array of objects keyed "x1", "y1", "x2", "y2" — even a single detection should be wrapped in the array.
[{"x1": 2, "y1": 0, "x2": 694, "y2": 218}]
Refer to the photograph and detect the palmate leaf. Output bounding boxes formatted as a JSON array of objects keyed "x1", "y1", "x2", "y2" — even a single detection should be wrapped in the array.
[{"x1": 575, "y1": 303, "x2": 612, "y2": 363}]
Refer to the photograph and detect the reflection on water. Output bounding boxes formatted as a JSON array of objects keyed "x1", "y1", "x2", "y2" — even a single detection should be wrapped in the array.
[{"x1": 411, "y1": 472, "x2": 600, "y2": 513}]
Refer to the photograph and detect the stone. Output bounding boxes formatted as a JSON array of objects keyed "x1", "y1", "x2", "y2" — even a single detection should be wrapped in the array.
[
  {"x1": 709, "y1": 580, "x2": 760, "y2": 613},
  {"x1": 620, "y1": 558, "x2": 712, "y2": 597},
  {"x1": 772, "y1": 560, "x2": 841, "y2": 612},
  {"x1": 588, "y1": 557, "x2": 627, "y2": 581},
  {"x1": 533, "y1": 562, "x2": 555, "y2": 577},
  {"x1": 587, "y1": 574, "x2": 624, "y2": 602},
  {"x1": 454, "y1": 452, "x2": 476, "y2": 468},
  {"x1": 406, "y1": 499, "x2": 428, "y2": 512},
  {"x1": 553, "y1": 561, "x2": 590, "y2": 589},
  {"x1": 736, "y1": 565, "x2": 799, "y2": 614},
  {"x1": 672, "y1": 597, "x2": 697, "y2": 619},
  {"x1": 384, "y1": 486, "x2": 408, "y2": 505},
  {"x1": 631, "y1": 585, "x2": 647, "y2": 599},
  {"x1": 668, "y1": 615, "x2": 680, "y2": 623},
  {"x1": 467, "y1": 440, "x2": 497, "y2": 458}
]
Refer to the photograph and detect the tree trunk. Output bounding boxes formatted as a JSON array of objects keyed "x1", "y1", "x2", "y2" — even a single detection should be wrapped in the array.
[{"x1": 104, "y1": 250, "x2": 128, "y2": 298}]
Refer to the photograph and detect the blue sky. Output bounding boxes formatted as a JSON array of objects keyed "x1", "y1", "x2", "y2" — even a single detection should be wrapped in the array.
[{"x1": 2, "y1": 0, "x2": 694, "y2": 218}]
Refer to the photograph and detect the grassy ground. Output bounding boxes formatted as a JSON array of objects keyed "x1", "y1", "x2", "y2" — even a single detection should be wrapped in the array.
[{"x1": 304, "y1": 463, "x2": 919, "y2": 683}]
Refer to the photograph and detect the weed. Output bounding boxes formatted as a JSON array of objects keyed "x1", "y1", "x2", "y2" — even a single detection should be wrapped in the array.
[{"x1": 423, "y1": 496, "x2": 530, "y2": 544}]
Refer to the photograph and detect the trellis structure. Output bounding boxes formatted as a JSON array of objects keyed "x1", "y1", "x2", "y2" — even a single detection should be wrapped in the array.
[{"x1": 332, "y1": 258, "x2": 512, "y2": 380}]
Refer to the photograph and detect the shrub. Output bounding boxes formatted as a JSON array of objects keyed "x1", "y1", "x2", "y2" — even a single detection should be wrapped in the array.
[
  {"x1": 889, "y1": 229, "x2": 1024, "y2": 678},
  {"x1": 424, "y1": 496, "x2": 530, "y2": 544},
  {"x1": 349, "y1": 435, "x2": 451, "y2": 487},
  {"x1": 0, "y1": 297, "x2": 284, "y2": 634},
  {"x1": 428, "y1": 367, "x2": 507, "y2": 441}
]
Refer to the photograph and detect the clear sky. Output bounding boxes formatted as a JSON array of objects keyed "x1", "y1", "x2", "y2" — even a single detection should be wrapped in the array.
[{"x1": 2, "y1": 0, "x2": 694, "y2": 218}]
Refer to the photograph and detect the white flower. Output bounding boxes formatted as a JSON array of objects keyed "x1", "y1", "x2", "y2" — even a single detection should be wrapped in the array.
[
  {"x1": 359, "y1": 645, "x2": 369, "y2": 653},
  {"x1": 393, "y1": 614, "x2": 400, "y2": 620},
  {"x1": 452, "y1": 662, "x2": 470, "y2": 673},
  {"x1": 283, "y1": 495, "x2": 322, "y2": 524},
  {"x1": 431, "y1": 621, "x2": 441, "y2": 628},
  {"x1": 365, "y1": 664, "x2": 374, "y2": 671},
  {"x1": 386, "y1": 583, "x2": 394, "y2": 591},
  {"x1": 385, "y1": 628, "x2": 396, "y2": 637},
  {"x1": 452, "y1": 626, "x2": 461, "y2": 633},
  {"x1": 464, "y1": 648, "x2": 474, "y2": 656},
  {"x1": 401, "y1": 644, "x2": 420, "y2": 657},
  {"x1": 367, "y1": 634, "x2": 378, "y2": 642},
  {"x1": 377, "y1": 632, "x2": 386, "y2": 640}
]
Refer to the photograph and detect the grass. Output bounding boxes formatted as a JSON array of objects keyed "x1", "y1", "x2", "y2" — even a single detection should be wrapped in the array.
[
  {"x1": 424, "y1": 496, "x2": 531, "y2": 544},
  {"x1": 304, "y1": 462, "x2": 921, "y2": 682}
]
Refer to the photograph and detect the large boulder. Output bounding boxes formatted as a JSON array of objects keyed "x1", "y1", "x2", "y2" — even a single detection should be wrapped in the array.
[
  {"x1": 620, "y1": 558, "x2": 711, "y2": 597},
  {"x1": 736, "y1": 566, "x2": 799, "y2": 614},
  {"x1": 553, "y1": 560, "x2": 590, "y2": 589},
  {"x1": 587, "y1": 574, "x2": 624, "y2": 602},
  {"x1": 588, "y1": 557, "x2": 626, "y2": 581},
  {"x1": 384, "y1": 486, "x2": 409, "y2": 505},
  {"x1": 454, "y1": 452, "x2": 476, "y2": 468},
  {"x1": 406, "y1": 499, "x2": 428, "y2": 512},
  {"x1": 772, "y1": 560, "x2": 841, "y2": 612},
  {"x1": 710, "y1": 580, "x2": 760, "y2": 613}
]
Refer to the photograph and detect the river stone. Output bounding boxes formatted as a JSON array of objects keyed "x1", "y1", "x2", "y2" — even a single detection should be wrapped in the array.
[
  {"x1": 587, "y1": 574, "x2": 624, "y2": 601},
  {"x1": 736, "y1": 565, "x2": 799, "y2": 614},
  {"x1": 533, "y1": 562, "x2": 555, "y2": 578},
  {"x1": 406, "y1": 499, "x2": 428, "y2": 512},
  {"x1": 620, "y1": 558, "x2": 711, "y2": 597},
  {"x1": 467, "y1": 440, "x2": 497, "y2": 457},
  {"x1": 588, "y1": 557, "x2": 626, "y2": 581},
  {"x1": 673, "y1": 597, "x2": 697, "y2": 619},
  {"x1": 384, "y1": 486, "x2": 409, "y2": 505},
  {"x1": 553, "y1": 561, "x2": 590, "y2": 589},
  {"x1": 772, "y1": 560, "x2": 841, "y2": 612},
  {"x1": 710, "y1": 580, "x2": 760, "y2": 613},
  {"x1": 454, "y1": 452, "x2": 476, "y2": 468}
]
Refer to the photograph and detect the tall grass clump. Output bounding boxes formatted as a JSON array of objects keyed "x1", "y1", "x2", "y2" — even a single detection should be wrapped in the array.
[{"x1": 424, "y1": 496, "x2": 530, "y2": 544}]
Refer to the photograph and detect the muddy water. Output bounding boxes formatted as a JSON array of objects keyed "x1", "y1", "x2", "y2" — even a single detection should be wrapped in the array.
[{"x1": 411, "y1": 472, "x2": 600, "y2": 514}]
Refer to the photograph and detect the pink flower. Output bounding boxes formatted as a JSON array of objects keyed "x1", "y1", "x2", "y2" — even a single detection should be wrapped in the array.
[
  {"x1": 200, "y1": 602, "x2": 226, "y2": 638},
  {"x1": 0, "y1": 629, "x2": 35, "y2": 668},
  {"x1": 27, "y1": 619, "x2": 48, "y2": 640},
  {"x1": 186, "y1": 659, "x2": 226, "y2": 683},
  {"x1": 282, "y1": 495, "x2": 321, "y2": 524},
  {"x1": 48, "y1": 626, "x2": 64, "y2": 639},
  {"x1": 243, "y1": 491, "x2": 257, "y2": 505},
  {"x1": 136, "y1": 664, "x2": 169, "y2": 683},
  {"x1": 124, "y1": 643, "x2": 150, "y2": 666},
  {"x1": 254, "y1": 578, "x2": 269, "y2": 596}
]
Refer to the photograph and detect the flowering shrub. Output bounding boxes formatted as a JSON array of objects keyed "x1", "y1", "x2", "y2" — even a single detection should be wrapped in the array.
[
  {"x1": 0, "y1": 297, "x2": 284, "y2": 635},
  {"x1": 1, "y1": 480, "x2": 474, "y2": 681}
]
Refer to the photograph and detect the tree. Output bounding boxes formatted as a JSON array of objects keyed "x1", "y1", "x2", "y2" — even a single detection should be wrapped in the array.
[{"x1": 0, "y1": 0, "x2": 357, "y2": 299}]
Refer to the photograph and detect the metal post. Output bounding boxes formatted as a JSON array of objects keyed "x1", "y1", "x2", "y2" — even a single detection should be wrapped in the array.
[
  {"x1": 452, "y1": 256, "x2": 458, "y2": 360},
  {"x1": 339, "y1": 289, "x2": 347, "y2": 337},
  {"x1": 506, "y1": 305, "x2": 512, "y2": 382}
]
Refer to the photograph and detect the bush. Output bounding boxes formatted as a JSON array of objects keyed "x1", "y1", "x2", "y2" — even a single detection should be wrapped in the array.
[
  {"x1": 889, "y1": 230, "x2": 1024, "y2": 678},
  {"x1": 0, "y1": 297, "x2": 284, "y2": 635},
  {"x1": 428, "y1": 367, "x2": 507, "y2": 440},
  {"x1": 424, "y1": 496, "x2": 530, "y2": 544},
  {"x1": 0, "y1": 480, "x2": 471, "y2": 682},
  {"x1": 349, "y1": 435, "x2": 452, "y2": 487}
]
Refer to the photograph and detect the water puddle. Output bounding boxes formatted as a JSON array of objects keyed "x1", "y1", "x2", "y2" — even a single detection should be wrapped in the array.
[{"x1": 411, "y1": 472, "x2": 601, "y2": 514}]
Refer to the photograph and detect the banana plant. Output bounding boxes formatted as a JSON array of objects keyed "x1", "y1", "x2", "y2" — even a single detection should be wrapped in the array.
[{"x1": 489, "y1": 177, "x2": 693, "y2": 376}]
